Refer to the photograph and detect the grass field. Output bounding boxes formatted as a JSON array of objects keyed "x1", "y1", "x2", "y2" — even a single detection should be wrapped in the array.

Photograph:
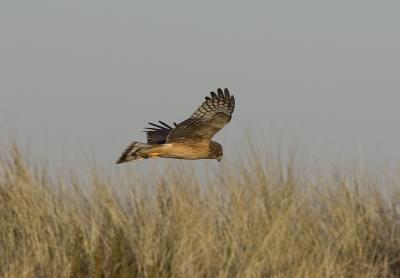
[{"x1": 1, "y1": 142, "x2": 400, "y2": 277}]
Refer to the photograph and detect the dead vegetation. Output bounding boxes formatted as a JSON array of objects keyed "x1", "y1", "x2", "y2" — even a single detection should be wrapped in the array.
[{"x1": 0, "y1": 143, "x2": 400, "y2": 277}]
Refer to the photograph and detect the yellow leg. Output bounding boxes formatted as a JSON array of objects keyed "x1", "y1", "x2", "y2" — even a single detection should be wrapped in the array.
[
  {"x1": 138, "y1": 144, "x2": 172, "y2": 159},
  {"x1": 148, "y1": 152, "x2": 161, "y2": 158}
]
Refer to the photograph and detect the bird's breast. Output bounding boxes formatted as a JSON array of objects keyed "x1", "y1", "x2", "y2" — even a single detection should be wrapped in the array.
[{"x1": 163, "y1": 141, "x2": 212, "y2": 159}]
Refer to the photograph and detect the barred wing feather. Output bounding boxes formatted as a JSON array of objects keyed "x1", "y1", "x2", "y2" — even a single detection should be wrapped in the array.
[{"x1": 167, "y1": 88, "x2": 235, "y2": 142}]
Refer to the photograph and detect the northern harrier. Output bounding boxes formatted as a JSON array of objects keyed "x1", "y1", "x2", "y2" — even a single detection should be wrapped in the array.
[{"x1": 116, "y1": 88, "x2": 235, "y2": 164}]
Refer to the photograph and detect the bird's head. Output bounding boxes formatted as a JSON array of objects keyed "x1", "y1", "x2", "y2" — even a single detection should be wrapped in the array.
[{"x1": 211, "y1": 141, "x2": 223, "y2": 162}]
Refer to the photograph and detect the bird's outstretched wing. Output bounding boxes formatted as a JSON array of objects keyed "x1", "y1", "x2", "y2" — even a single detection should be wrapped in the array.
[
  {"x1": 167, "y1": 88, "x2": 235, "y2": 142},
  {"x1": 144, "y1": 121, "x2": 176, "y2": 144}
]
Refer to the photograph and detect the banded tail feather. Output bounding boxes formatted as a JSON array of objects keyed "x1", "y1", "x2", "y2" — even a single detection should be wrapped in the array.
[{"x1": 116, "y1": 142, "x2": 154, "y2": 164}]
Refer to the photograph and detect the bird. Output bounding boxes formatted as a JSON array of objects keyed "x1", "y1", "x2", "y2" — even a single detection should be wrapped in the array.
[{"x1": 116, "y1": 88, "x2": 235, "y2": 164}]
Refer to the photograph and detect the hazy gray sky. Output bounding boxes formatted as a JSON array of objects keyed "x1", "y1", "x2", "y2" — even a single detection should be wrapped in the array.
[{"x1": 1, "y1": 1, "x2": 399, "y2": 170}]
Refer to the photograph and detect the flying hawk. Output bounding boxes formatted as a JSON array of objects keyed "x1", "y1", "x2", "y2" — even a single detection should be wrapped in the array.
[{"x1": 116, "y1": 88, "x2": 235, "y2": 164}]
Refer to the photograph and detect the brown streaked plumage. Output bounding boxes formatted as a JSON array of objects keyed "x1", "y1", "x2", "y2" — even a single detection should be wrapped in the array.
[{"x1": 116, "y1": 88, "x2": 235, "y2": 164}]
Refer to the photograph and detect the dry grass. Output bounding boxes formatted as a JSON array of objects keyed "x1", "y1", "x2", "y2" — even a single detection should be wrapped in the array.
[{"x1": 1, "y1": 142, "x2": 400, "y2": 277}]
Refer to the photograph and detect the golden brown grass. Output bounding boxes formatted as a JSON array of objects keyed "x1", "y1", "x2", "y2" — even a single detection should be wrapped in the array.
[{"x1": 1, "y1": 142, "x2": 400, "y2": 277}]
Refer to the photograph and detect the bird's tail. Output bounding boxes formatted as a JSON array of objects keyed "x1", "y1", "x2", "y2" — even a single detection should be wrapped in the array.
[{"x1": 116, "y1": 142, "x2": 155, "y2": 164}]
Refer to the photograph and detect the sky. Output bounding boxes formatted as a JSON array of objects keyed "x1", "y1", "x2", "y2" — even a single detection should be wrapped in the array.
[{"x1": 1, "y1": 1, "x2": 399, "y2": 172}]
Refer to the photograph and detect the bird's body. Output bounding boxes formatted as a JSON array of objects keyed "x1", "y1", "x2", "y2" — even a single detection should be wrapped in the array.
[{"x1": 116, "y1": 88, "x2": 234, "y2": 164}]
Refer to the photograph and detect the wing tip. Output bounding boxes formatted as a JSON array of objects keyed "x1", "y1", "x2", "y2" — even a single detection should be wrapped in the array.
[
  {"x1": 207, "y1": 88, "x2": 235, "y2": 109},
  {"x1": 224, "y1": 88, "x2": 230, "y2": 98},
  {"x1": 158, "y1": 120, "x2": 172, "y2": 128},
  {"x1": 210, "y1": 88, "x2": 233, "y2": 100}
]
